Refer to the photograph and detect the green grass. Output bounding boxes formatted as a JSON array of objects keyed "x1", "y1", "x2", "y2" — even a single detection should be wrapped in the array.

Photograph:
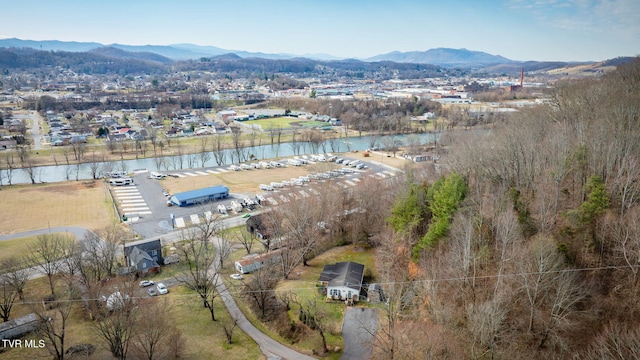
[
  {"x1": 221, "y1": 244, "x2": 377, "y2": 357},
  {"x1": 243, "y1": 117, "x2": 329, "y2": 130},
  {"x1": 0, "y1": 236, "x2": 39, "y2": 264},
  {"x1": 0, "y1": 233, "x2": 77, "y2": 264}
]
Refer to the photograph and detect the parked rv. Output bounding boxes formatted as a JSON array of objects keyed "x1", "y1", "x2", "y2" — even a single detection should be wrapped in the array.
[{"x1": 109, "y1": 177, "x2": 134, "y2": 186}]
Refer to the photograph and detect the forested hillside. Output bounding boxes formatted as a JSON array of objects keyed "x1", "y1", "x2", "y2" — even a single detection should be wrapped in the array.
[{"x1": 374, "y1": 57, "x2": 640, "y2": 359}]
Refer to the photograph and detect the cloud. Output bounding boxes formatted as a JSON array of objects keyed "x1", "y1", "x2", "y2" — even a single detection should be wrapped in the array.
[{"x1": 505, "y1": 0, "x2": 640, "y2": 36}]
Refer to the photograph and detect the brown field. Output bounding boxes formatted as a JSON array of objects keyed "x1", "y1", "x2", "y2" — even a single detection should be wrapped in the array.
[
  {"x1": 0, "y1": 181, "x2": 115, "y2": 235},
  {"x1": 162, "y1": 162, "x2": 340, "y2": 195}
]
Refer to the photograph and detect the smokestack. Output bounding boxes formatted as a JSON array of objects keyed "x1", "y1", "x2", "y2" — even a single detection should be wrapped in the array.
[{"x1": 519, "y1": 68, "x2": 524, "y2": 87}]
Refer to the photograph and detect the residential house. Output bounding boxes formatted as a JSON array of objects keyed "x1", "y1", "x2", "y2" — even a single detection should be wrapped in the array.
[
  {"x1": 124, "y1": 239, "x2": 162, "y2": 274},
  {"x1": 234, "y1": 249, "x2": 282, "y2": 274},
  {"x1": 318, "y1": 262, "x2": 365, "y2": 304}
]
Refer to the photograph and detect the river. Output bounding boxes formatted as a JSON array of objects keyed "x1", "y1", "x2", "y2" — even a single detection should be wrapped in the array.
[{"x1": 2, "y1": 133, "x2": 439, "y2": 185}]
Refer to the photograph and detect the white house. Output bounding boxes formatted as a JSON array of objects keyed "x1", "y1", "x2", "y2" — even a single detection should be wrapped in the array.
[{"x1": 318, "y1": 262, "x2": 365, "y2": 304}]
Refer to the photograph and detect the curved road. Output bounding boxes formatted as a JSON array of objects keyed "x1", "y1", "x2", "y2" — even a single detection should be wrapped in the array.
[
  {"x1": 212, "y1": 237, "x2": 316, "y2": 360},
  {"x1": 0, "y1": 226, "x2": 95, "y2": 241}
]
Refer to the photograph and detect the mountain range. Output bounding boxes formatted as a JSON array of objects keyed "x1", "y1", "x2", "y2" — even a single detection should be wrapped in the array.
[{"x1": 0, "y1": 38, "x2": 513, "y2": 65}]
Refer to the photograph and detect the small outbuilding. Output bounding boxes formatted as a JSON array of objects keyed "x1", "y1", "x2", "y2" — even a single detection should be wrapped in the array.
[{"x1": 169, "y1": 185, "x2": 229, "y2": 207}]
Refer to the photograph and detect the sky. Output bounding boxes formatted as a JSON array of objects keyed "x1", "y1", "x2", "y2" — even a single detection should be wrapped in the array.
[{"x1": 1, "y1": 0, "x2": 638, "y2": 62}]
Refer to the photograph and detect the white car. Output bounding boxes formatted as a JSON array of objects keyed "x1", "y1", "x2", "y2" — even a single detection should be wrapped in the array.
[
  {"x1": 139, "y1": 280, "x2": 155, "y2": 287},
  {"x1": 230, "y1": 273, "x2": 243, "y2": 280},
  {"x1": 156, "y1": 283, "x2": 168, "y2": 295}
]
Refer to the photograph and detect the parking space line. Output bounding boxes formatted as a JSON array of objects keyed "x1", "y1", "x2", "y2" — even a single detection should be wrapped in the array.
[
  {"x1": 279, "y1": 195, "x2": 290, "y2": 203},
  {"x1": 183, "y1": 172, "x2": 198, "y2": 177},
  {"x1": 267, "y1": 197, "x2": 278, "y2": 205},
  {"x1": 190, "y1": 214, "x2": 200, "y2": 224},
  {"x1": 195, "y1": 171, "x2": 209, "y2": 176},
  {"x1": 117, "y1": 195, "x2": 143, "y2": 200},
  {"x1": 217, "y1": 168, "x2": 229, "y2": 172},
  {"x1": 137, "y1": 211, "x2": 152, "y2": 215},
  {"x1": 121, "y1": 199, "x2": 146, "y2": 203},
  {"x1": 384, "y1": 171, "x2": 396, "y2": 176},
  {"x1": 113, "y1": 188, "x2": 139, "y2": 192},
  {"x1": 376, "y1": 173, "x2": 387, "y2": 178},
  {"x1": 175, "y1": 174, "x2": 187, "y2": 178},
  {"x1": 121, "y1": 206, "x2": 150, "y2": 212},
  {"x1": 299, "y1": 190, "x2": 309, "y2": 197},
  {"x1": 175, "y1": 217, "x2": 186, "y2": 228},
  {"x1": 352, "y1": 178, "x2": 361, "y2": 182},
  {"x1": 206, "y1": 170, "x2": 219, "y2": 174},
  {"x1": 345, "y1": 180, "x2": 356, "y2": 186}
]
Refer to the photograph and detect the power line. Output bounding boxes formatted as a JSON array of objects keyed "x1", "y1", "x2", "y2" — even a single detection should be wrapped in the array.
[{"x1": 10, "y1": 263, "x2": 638, "y2": 306}]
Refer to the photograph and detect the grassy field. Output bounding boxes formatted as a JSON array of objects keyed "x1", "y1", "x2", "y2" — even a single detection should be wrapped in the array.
[
  {"x1": 2, "y1": 278, "x2": 263, "y2": 360},
  {"x1": 243, "y1": 117, "x2": 329, "y2": 130},
  {"x1": 0, "y1": 233, "x2": 76, "y2": 264},
  {"x1": 0, "y1": 181, "x2": 115, "y2": 235}
]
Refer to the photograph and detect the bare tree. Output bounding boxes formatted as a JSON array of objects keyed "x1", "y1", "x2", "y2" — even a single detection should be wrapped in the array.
[
  {"x1": 198, "y1": 136, "x2": 211, "y2": 167},
  {"x1": 234, "y1": 227, "x2": 256, "y2": 254},
  {"x1": 175, "y1": 226, "x2": 220, "y2": 321},
  {"x1": 221, "y1": 315, "x2": 239, "y2": 345},
  {"x1": 93, "y1": 279, "x2": 139, "y2": 360},
  {"x1": 0, "y1": 276, "x2": 18, "y2": 322},
  {"x1": 25, "y1": 233, "x2": 71, "y2": 295},
  {"x1": 131, "y1": 299, "x2": 184, "y2": 360},
  {"x1": 291, "y1": 295, "x2": 329, "y2": 354},
  {"x1": 0, "y1": 258, "x2": 30, "y2": 301},
  {"x1": 34, "y1": 280, "x2": 77, "y2": 360},
  {"x1": 211, "y1": 134, "x2": 227, "y2": 166},
  {"x1": 241, "y1": 261, "x2": 280, "y2": 319}
]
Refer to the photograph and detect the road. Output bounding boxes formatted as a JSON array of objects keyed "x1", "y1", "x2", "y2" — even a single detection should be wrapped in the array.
[
  {"x1": 11, "y1": 110, "x2": 43, "y2": 150},
  {"x1": 0, "y1": 226, "x2": 95, "y2": 241},
  {"x1": 212, "y1": 237, "x2": 316, "y2": 360}
]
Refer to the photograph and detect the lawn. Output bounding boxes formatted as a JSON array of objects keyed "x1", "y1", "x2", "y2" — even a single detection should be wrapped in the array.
[
  {"x1": 0, "y1": 236, "x2": 40, "y2": 263},
  {"x1": 221, "y1": 242, "x2": 377, "y2": 358},
  {"x1": 0, "y1": 233, "x2": 76, "y2": 264},
  {"x1": 2, "y1": 278, "x2": 263, "y2": 360},
  {"x1": 243, "y1": 117, "x2": 329, "y2": 130},
  {"x1": 0, "y1": 181, "x2": 115, "y2": 235}
]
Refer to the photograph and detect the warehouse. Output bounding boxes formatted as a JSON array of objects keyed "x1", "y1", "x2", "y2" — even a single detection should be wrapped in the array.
[{"x1": 168, "y1": 185, "x2": 229, "y2": 207}]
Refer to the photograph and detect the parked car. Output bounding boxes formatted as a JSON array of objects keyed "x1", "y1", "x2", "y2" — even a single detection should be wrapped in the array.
[
  {"x1": 230, "y1": 273, "x2": 243, "y2": 280},
  {"x1": 147, "y1": 287, "x2": 157, "y2": 296},
  {"x1": 139, "y1": 280, "x2": 155, "y2": 287},
  {"x1": 156, "y1": 283, "x2": 168, "y2": 295}
]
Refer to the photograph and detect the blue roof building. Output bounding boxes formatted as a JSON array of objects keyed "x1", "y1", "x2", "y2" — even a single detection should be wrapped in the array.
[{"x1": 169, "y1": 185, "x2": 229, "y2": 207}]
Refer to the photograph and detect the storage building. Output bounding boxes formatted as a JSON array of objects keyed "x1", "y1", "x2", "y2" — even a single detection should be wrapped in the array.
[{"x1": 169, "y1": 185, "x2": 229, "y2": 207}]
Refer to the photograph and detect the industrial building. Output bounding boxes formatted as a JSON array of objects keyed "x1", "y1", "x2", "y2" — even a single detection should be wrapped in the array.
[{"x1": 168, "y1": 185, "x2": 229, "y2": 207}]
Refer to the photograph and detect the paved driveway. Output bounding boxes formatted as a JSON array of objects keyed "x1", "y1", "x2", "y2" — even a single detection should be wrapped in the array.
[{"x1": 341, "y1": 307, "x2": 379, "y2": 360}]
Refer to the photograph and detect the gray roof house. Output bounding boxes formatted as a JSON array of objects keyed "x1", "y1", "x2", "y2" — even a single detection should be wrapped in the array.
[
  {"x1": 319, "y1": 262, "x2": 365, "y2": 304},
  {"x1": 124, "y1": 239, "x2": 162, "y2": 274}
]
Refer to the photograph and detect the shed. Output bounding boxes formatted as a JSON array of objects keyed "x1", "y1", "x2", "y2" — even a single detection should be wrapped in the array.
[
  {"x1": 319, "y1": 262, "x2": 365, "y2": 303},
  {"x1": 169, "y1": 185, "x2": 229, "y2": 207}
]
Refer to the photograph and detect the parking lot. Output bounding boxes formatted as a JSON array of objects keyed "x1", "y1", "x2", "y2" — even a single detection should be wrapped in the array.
[{"x1": 108, "y1": 154, "x2": 402, "y2": 238}]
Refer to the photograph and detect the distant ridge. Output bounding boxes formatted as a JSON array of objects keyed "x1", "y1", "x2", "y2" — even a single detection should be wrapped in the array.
[
  {"x1": 366, "y1": 48, "x2": 513, "y2": 65},
  {"x1": 89, "y1": 46, "x2": 174, "y2": 64}
]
